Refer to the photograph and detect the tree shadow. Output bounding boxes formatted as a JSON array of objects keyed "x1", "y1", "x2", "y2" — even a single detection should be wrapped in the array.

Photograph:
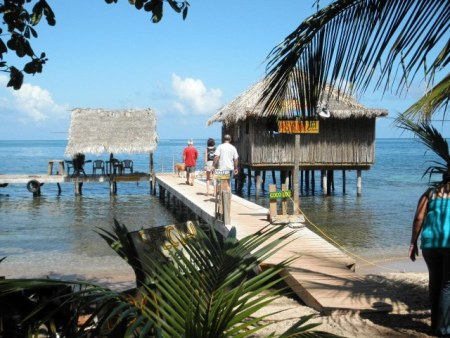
[{"x1": 358, "y1": 273, "x2": 431, "y2": 336}]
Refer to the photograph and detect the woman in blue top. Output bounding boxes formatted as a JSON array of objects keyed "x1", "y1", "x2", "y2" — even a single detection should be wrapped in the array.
[{"x1": 410, "y1": 171, "x2": 450, "y2": 336}]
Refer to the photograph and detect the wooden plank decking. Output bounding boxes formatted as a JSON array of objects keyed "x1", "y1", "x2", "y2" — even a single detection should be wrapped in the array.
[{"x1": 155, "y1": 173, "x2": 399, "y2": 314}]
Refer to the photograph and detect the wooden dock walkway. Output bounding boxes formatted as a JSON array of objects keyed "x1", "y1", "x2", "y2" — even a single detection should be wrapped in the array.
[{"x1": 155, "y1": 173, "x2": 399, "y2": 314}]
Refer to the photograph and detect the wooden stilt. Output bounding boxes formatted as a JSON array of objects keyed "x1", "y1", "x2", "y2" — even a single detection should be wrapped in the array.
[
  {"x1": 262, "y1": 171, "x2": 266, "y2": 191},
  {"x1": 300, "y1": 170, "x2": 304, "y2": 193},
  {"x1": 56, "y1": 183, "x2": 61, "y2": 195},
  {"x1": 152, "y1": 172, "x2": 157, "y2": 195},
  {"x1": 271, "y1": 170, "x2": 276, "y2": 186},
  {"x1": 223, "y1": 190, "x2": 231, "y2": 225},
  {"x1": 247, "y1": 168, "x2": 252, "y2": 196},
  {"x1": 288, "y1": 170, "x2": 292, "y2": 190},
  {"x1": 343, "y1": 170, "x2": 346, "y2": 194},
  {"x1": 321, "y1": 170, "x2": 327, "y2": 196},
  {"x1": 305, "y1": 170, "x2": 310, "y2": 191},
  {"x1": 269, "y1": 184, "x2": 277, "y2": 222},
  {"x1": 280, "y1": 171, "x2": 286, "y2": 186},
  {"x1": 331, "y1": 170, "x2": 335, "y2": 191},
  {"x1": 357, "y1": 170, "x2": 362, "y2": 196},
  {"x1": 75, "y1": 181, "x2": 83, "y2": 196},
  {"x1": 311, "y1": 170, "x2": 315, "y2": 192},
  {"x1": 281, "y1": 183, "x2": 288, "y2": 215},
  {"x1": 255, "y1": 171, "x2": 261, "y2": 198},
  {"x1": 326, "y1": 170, "x2": 333, "y2": 195}
]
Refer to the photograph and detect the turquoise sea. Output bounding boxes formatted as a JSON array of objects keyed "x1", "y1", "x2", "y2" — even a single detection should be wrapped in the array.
[{"x1": 0, "y1": 139, "x2": 439, "y2": 278}]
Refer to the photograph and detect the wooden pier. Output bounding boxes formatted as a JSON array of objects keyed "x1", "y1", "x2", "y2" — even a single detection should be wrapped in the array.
[{"x1": 155, "y1": 173, "x2": 399, "y2": 314}]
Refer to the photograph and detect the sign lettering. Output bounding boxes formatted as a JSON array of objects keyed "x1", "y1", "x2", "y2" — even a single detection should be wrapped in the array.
[
  {"x1": 269, "y1": 190, "x2": 292, "y2": 200},
  {"x1": 278, "y1": 120, "x2": 319, "y2": 134}
]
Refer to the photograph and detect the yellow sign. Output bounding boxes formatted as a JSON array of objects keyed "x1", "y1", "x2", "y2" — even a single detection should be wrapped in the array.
[
  {"x1": 269, "y1": 190, "x2": 292, "y2": 200},
  {"x1": 278, "y1": 120, "x2": 319, "y2": 134}
]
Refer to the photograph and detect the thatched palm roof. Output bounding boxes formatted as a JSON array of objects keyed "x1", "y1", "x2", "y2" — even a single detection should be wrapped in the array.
[
  {"x1": 207, "y1": 78, "x2": 388, "y2": 126},
  {"x1": 65, "y1": 108, "x2": 158, "y2": 157}
]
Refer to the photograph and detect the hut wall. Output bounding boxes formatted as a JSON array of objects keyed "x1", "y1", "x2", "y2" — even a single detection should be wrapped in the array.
[{"x1": 225, "y1": 118, "x2": 376, "y2": 168}]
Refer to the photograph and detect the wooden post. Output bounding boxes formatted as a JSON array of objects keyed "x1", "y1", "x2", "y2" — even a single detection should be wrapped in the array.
[
  {"x1": 223, "y1": 190, "x2": 231, "y2": 225},
  {"x1": 262, "y1": 171, "x2": 266, "y2": 191},
  {"x1": 326, "y1": 170, "x2": 332, "y2": 195},
  {"x1": 247, "y1": 168, "x2": 251, "y2": 196},
  {"x1": 330, "y1": 170, "x2": 335, "y2": 192},
  {"x1": 300, "y1": 170, "x2": 304, "y2": 193},
  {"x1": 305, "y1": 170, "x2": 310, "y2": 191},
  {"x1": 311, "y1": 170, "x2": 315, "y2": 192},
  {"x1": 255, "y1": 171, "x2": 261, "y2": 198},
  {"x1": 269, "y1": 184, "x2": 277, "y2": 222},
  {"x1": 293, "y1": 134, "x2": 300, "y2": 211},
  {"x1": 321, "y1": 170, "x2": 327, "y2": 196},
  {"x1": 281, "y1": 183, "x2": 288, "y2": 215},
  {"x1": 342, "y1": 170, "x2": 346, "y2": 194},
  {"x1": 280, "y1": 170, "x2": 288, "y2": 186},
  {"x1": 271, "y1": 170, "x2": 276, "y2": 186},
  {"x1": 150, "y1": 172, "x2": 155, "y2": 195},
  {"x1": 56, "y1": 183, "x2": 61, "y2": 195},
  {"x1": 75, "y1": 180, "x2": 83, "y2": 196},
  {"x1": 357, "y1": 170, "x2": 362, "y2": 196}
]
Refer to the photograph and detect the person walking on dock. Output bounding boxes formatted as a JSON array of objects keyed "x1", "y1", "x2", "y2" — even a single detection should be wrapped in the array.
[
  {"x1": 213, "y1": 134, "x2": 239, "y2": 193},
  {"x1": 183, "y1": 139, "x2": 198, "y2": 186},
  {"x1": 204, "y1": 138, "x2": 216, "y2": 196}
]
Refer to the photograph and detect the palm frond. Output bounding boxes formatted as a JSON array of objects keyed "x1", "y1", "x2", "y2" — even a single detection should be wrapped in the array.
[
  {"x1": 399, "y1": 73, "x2": 450, "y2": 121},
  {"x1": 396, "y1": 115, "x2": 450, "y2": 183},
  {"x1": 263, "y1": 0, "x2": 449, "y2": 118},
  {"x1": 0, "y1": 222, "x2": 339, "y2": 338}
]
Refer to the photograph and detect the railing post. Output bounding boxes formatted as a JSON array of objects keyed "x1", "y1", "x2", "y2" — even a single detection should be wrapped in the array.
[{"x1": 222, "y1": 190, "x2": 231, "y2": 226}]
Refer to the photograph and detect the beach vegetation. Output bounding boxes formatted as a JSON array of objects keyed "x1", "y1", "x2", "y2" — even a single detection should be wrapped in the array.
[{"x1": 0, "y1": 220, "x2": 340, "y2": 337}]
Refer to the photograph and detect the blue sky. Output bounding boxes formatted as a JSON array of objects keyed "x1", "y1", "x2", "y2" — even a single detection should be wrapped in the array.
[{"x1": 0, "y1": 0, "x2": 447, "y2": 140}]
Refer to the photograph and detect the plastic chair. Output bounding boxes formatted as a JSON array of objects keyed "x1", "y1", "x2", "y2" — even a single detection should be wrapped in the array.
[
  {"x1": 92, "y1": 160, "x2": 105, "y2": 175},
  {"x1": 122, "y1": 159, "x2": 133, "y2": 174}
]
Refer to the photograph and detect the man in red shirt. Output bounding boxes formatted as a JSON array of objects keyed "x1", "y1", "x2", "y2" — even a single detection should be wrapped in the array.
[{"x1": 183, "y1": 139, "x2": 198, "y2": 186}]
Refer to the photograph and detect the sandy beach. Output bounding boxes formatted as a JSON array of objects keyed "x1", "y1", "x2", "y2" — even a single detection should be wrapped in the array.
[
  {"x1": 254, "y1": 271, "x2": 431, "y2": 337},
  {"x1": 248, "y1": 256, "x2": 432, "y2": 337}
]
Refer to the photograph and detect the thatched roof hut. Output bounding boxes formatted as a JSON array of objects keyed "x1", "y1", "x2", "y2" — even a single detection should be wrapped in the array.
[
  {"x1": 207, "y1": 78, "x2": 388, "y2": 126},
  {"x1": 65, "y1": 108, "x2": 158, "y2": 157},
  {"x1": 207, "y1": 78, "x2": 388, "y2": 195}
]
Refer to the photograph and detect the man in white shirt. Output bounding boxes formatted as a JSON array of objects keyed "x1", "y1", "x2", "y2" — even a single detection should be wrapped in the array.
[{"x1": 213, "y1": 134, "x2": 239, "y2": 192}]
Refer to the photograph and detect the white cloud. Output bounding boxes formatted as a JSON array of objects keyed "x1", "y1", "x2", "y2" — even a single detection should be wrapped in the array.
[
  {"x1": 171, "y1": 74, "x2": 222, "y2": 115},
  {"x1": 0, "y1": 75, "x2": 68, "y2": 123}
]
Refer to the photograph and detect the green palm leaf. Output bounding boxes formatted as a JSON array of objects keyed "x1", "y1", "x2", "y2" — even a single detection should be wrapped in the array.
[
  {"x1": 0, "y1": 222, "x2": 339, "y2": 337},
  {"x1": 396, "y1": 114, "x2": 450, "y2": 183},
  {"x1": 400, "y1": 73, "x2": 450, "y2": 121},
  {"x1": 263, "y1": 0, "x2": 449, "y2": 119}
]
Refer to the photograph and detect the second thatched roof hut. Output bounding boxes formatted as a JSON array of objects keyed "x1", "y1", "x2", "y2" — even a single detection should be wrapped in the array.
[
  {"x1": 65, "y1": 108, "x2": 158, "y2": 175},
  {"x1": 65, "y1": 108, "x2": 158, "y2": 157}
]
